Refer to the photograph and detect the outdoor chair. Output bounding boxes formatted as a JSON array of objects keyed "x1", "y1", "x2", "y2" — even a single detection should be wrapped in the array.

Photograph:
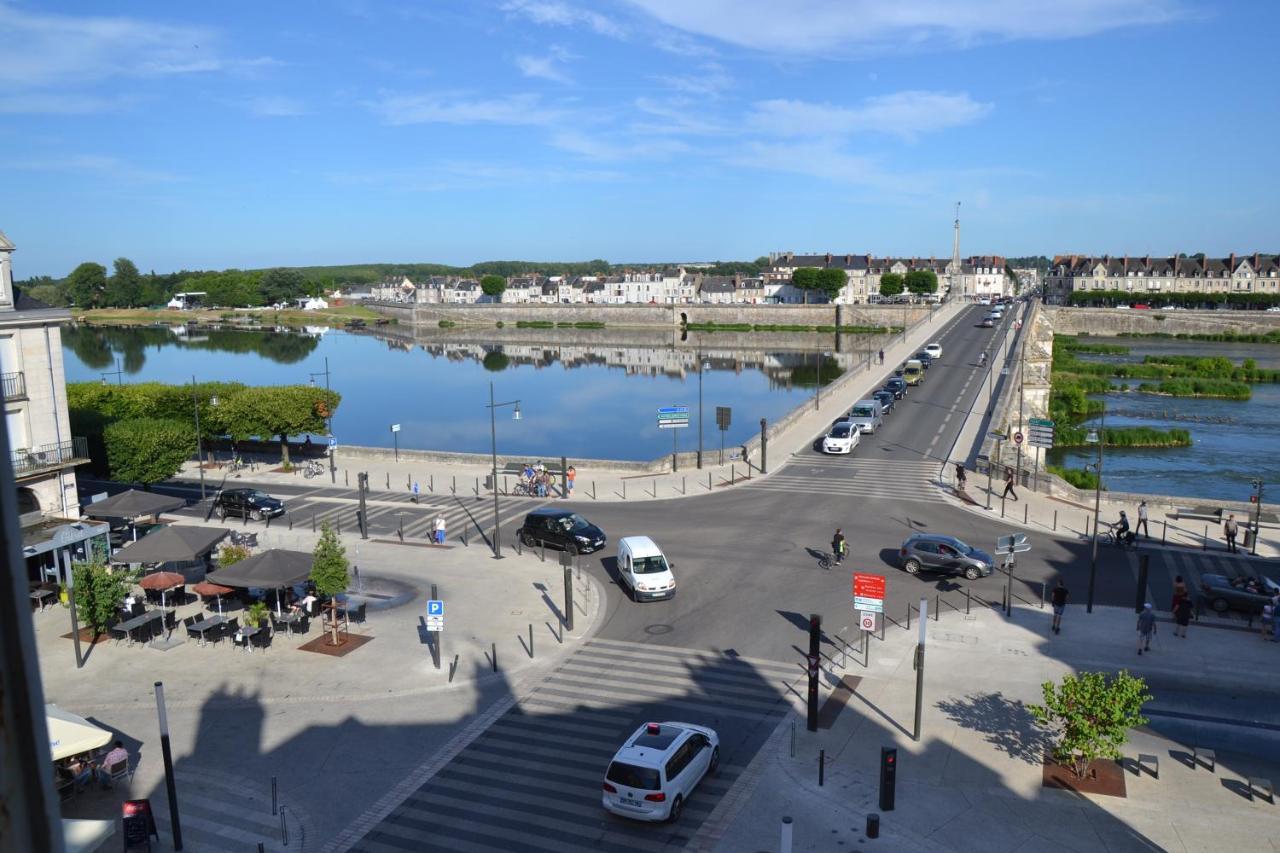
[
  {"x1": 164, "y1": 611, "x2": 178, "y2": 632},
  {"x1": 272, "y1": 616, "x2": 290, "y2": 636},
  {"x1": 350, "y1": 602, "x2": 367, "y2": 624},
  {"x1": 251, "y1": 631, "x2": 272, "y2": 653},
  {"x1": 131, "y1": 601, "x2": 146, "y2": 617},
  {"x1": 55, "y1": 770, "x2": 76, "y2": 801},
  {"x1": 105, "y1": 759, "x2": 131, "y2": 789},
  {"x1": 295, "y1": 615, "x2": 310, "y2": 635},
  {"x1": 220, "y1": 619, "x2": 239, "y2": 648}
]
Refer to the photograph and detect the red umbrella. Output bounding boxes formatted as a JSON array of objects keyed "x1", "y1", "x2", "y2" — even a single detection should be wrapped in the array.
[
  {"x1": 139, "y1": 571, "x2": 185, "y2": 612},
  {"x1": 192, "y1": 581, "x2": 234, "y2": 616}
]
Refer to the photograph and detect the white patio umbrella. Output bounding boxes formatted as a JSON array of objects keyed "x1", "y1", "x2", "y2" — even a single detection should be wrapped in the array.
[{"x1": 46, "y1": 704, "x2": 111, "y2": 761}]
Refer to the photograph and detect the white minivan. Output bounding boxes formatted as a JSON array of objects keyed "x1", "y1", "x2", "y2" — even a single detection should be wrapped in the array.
[
  {"x1": 602, "y1": 721, "x2": 720, "y2": 823},
  {"x1": 617, "y1": 536, "x2": 677, "y2": 601},
  {"x1": 846, "y1": 399, "x2": 883, "y2": 434}
]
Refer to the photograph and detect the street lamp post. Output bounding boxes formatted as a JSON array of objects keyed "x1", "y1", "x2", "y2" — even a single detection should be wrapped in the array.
[
  {"x1": 1252, "y1": 479, "x2": 1265, "y2": 556},
  {"x1": 487, "y1": 382, "x2": 522, "y2": 558},
  {"x1": 190, "y1": 377, "x2": 218, "y2": 501},
  {"x1": 1085, "y1": 408, "x2": 1106, "y2": 613},
  {"x1": 100, "y1": 357, "x2": 124, "y2": 386},
  {"x1": 308, "y1": 357, "x2": 334, "y2": 483},
  {"x1": 697, "y1": 351, "x2": 704, "y2": 469}
]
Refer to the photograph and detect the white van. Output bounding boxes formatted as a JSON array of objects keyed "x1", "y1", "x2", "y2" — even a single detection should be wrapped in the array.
[
  {"x1": 846, "y1": 399, "x2": 883, "y2": 434},
  {"x1": 602, "y1": 721, "x2": 720, "y2": 822},
  {"x1": 617, "y1": 536, "x2": 677, "y2": 601}
]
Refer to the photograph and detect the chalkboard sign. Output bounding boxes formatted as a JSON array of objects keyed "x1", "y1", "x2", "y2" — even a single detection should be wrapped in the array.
[{"x1": 122, "y1": 798, "x2": 158, "y2": 849}]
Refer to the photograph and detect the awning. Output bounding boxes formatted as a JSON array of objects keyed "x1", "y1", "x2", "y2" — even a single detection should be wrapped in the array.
[
  {"x1": 206, "y1": 549, "x2": 313, "y2": 588},
  {"x1": 84, "y1": 489, "x2": 185, "y2": 520},
  {"x1": 62, "y1": 818, "x2": 115, "y2": 853},
  {"x1": 47, "y1": 705, "x2": 111, "y2": 761},
  {"x1": 111, "y1": 525, "x2": 228, "y2": 564}
]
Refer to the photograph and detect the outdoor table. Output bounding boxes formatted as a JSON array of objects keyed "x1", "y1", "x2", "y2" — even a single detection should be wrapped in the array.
[
  {"x1": 30, "y1": 588, "x2": 55, "y2": 611},
  {"x1": 189, "y1": 615, "x2": 227, "y2": 646},
  {"x1": 111, "y1": 610, "x2": 164, "y2": 646},
  {"x1": 233, "y1": 626, "x2": 259, "y2": 652},
  {"x1": 278, "y1": 611, "x2": 304, "y2": 634}
]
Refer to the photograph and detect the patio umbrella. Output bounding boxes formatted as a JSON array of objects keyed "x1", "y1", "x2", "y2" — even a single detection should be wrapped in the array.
[
  {"x1": 192, "y1": 580, "x2": 234, "y2": 616},
  {"x1": 83, "y1": 489, "x2": 186, "y2": 521},
  {"x1": 139, "y1": 570, "x2": 185, "y2": 611},
  {"x1": 46, "y1": 704, "x2": 111, "y2": 761}
]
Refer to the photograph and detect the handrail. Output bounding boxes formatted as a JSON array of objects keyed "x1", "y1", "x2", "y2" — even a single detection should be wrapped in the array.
[
  {"x1": 1, "y1": 370, "x2": 25, "y2": 400},
  {"x1": 10, "y1": 436, "x2": 89, "y2": 477}
]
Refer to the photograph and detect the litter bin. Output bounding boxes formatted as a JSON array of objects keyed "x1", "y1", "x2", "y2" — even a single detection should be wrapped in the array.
[{"x1": 1243, "y1": 527, "x2": 1256, "y2": 551}]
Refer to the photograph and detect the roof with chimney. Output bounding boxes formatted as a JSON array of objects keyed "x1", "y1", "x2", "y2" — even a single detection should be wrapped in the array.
[{"x1": 1051, "y1": 254, "x2": 1279, "y2": 276}]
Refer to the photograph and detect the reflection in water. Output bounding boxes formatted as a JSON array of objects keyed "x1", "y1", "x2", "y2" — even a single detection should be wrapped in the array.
[{"x1": 63, "y1": 325, "x2": 320, "y2": 373}]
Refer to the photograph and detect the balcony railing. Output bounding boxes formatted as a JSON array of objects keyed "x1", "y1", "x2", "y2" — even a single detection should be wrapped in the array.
[
  {"x1": 11, "y1": 437, "x2": 90, "y2": 479},
  {"x1": 1, "y1": 371, "x2": 25, "y2": 401}
]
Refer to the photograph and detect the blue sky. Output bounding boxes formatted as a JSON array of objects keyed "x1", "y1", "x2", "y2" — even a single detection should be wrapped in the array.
[{"x1": 3, "y1": 0, "x2": 1277, "y2": 277}]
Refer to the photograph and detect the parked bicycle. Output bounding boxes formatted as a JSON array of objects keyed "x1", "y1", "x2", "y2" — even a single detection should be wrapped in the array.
[{"x1": 303, "y1": 460, "x2": 324, "y2": 478}]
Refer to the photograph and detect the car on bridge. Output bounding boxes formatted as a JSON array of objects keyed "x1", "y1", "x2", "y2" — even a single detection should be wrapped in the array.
[
  {"x1": 913, "y1": 351, "x2": 934, "y2": 370},
  {"x1": 898, "y1": 534, "x2": 994, "y2": 580},
  {"x1": 214, "y1": 488, "x2": 285, "y2": 521},
  {"x1": 924, "y1": 343, "x2": 943, "y2": 360},
  {"x1": 603, "y1": 721, "x2": 719, "y2": 823},
  {"x1": 872, "y1": 389, "x2": 896, "y2": 415},
  {"x1": 823, "y1": 420, "x2": 861, "y2": 454},
  {"x1": 903, "y1": 360, "x2": 924, "y2": 386},
  {"x1": 981, "y1": 316, "x2": 995, "y2": 328},
  {"x1": 883, "y1": 378, "x2": 908, "y2": 398},
  {"x1": 845, "y1": 400, "x2": 883, "y2": 434}
]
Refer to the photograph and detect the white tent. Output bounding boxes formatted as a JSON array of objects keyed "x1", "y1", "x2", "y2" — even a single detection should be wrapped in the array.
[{"x1": 47, "y1": 704, "x2": 111, "y2": 761}]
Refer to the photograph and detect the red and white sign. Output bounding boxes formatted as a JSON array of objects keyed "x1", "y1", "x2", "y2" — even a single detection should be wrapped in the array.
[
  {"x1": 1013, "y1": 432, "x2": 1024, "y2": 445},
  {"x1": 859, "y1": 611, "x2": 877, "y2": 632},
  {"x1": 853, "y1": 572, "x2": 886, "y2": 613}
]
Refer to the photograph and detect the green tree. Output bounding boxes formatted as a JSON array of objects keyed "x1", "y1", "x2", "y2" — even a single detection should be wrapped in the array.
[
  {"x1": 105, "y1": 258, "x2": 142, "y2": 307},
  {"x1": 482, "y1": 351, "x2": 510, "y2": 372},
  {"x1": 65, "y1": 262, "x2": 108, "y2": 308},
  {"x1": 211, "y1": 385, "x2": 339, "y2": 464},
  {"x1": 260, "y1": 268, "x2": 308, "y2": 306},
  {"x1": 905, "y1": 270, "x2": 939, "y2": 294},
  {"x1": 104, "y1": 417, "x2": 196, "y2": 485},
  {"x1": 217, "y1": 543, "x2": 251, "y2": 566},
  {"x1": 1030, "y1": 671, "x2": 1151, "y2": 778},
  {"x1": 815, "y1": 268, "x2": 848, "y2": 302},
  {"x1": 791, "y1": 267, "x2": 820, "y2": 303},
  {"x1": 310, "y1": 522, "x2": 350, "y2": 645},
  {"x1": 72, "y1": 559, "x2": 133, "y2": 637},
  {"x1": 480, "y1": 274, "x2": 507, "y2": 300},
  {"x1": 878, "y1": 273, "x2": 905, "y2": 297}
]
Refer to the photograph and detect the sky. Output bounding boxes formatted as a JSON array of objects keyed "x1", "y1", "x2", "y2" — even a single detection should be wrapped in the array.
[{"x1": 2, "y1": 0, "x2": 1278, "y2": 277}]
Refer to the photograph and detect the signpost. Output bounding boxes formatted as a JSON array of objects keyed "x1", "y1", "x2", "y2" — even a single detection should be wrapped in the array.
[
  {"x1": 859, "y1": 611, "x2": 877, "y2": 632},
  {"x1": 390, "y1": 423, "x2": 401, "y2": 462},
  {"x1": 994, "y1": 534, "x2": 1032, "y2": 617},
  {"x1": 715, "y1": 406, "x2": 732, "y2": 464},
  {"x1": 1028, "y1": 417, "x2": 1055, "y2": 492},
  {"x1": 658, "y1": 405, "x2": 690, "y2": 471},
  {"x1": 853, "y1": 572, "x2": 886, "y2": 614},
  {"x1": 425, "y1": 599, "x2": 444, "y2": 632}
]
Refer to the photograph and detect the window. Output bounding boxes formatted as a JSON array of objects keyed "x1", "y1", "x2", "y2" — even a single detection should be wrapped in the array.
[
  {"x1": 665, "y1": 740, "x2": 695, "y2": 781},
  {"x1": 607, "y1": 762, "x2": 660, "y2": 790}
]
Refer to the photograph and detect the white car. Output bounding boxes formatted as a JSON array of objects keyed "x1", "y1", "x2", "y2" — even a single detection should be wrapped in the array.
[
  {"x1": 924, "y1": 343, "x2": 943, "y2": 360},
  {"x1": 823, "y1": 421, "x2": 860, "y2": 454},
  {"x1": 978, "y1": 298, "x2": 991, "y2": 306},
  {"x1": 603, "y1": 721, "x2": 719, "y2": 823},
  {"x1": 616, "y1": 536, "x2": 676, "y2": 601}
]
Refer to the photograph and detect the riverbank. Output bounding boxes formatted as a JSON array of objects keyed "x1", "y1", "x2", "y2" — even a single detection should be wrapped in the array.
[{"x1": 77, "y1": 304, "x2": 384, "y2": 328}]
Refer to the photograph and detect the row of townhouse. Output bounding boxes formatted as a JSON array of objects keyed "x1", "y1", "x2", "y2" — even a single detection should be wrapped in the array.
[
  {"x1": 1045, "y1": 254, "x2": 1280, "y2": 303},
  {"x1": 763, "y1": 253, "x2": 1012, "y2": 303}
]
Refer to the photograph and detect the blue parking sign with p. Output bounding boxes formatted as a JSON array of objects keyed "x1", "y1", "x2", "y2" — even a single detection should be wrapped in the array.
[{"x1": 427, "y1": 600, "x2": 444, "y2": 617}]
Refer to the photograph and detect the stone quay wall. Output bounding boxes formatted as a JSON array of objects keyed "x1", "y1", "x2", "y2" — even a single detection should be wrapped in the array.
[{"x1": 1045, "y1": 307, "x2": 1280, "y2": 337}]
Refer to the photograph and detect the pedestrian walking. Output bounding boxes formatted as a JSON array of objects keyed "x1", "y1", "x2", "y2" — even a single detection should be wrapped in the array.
[
  {"x1": 1171, "y1": 574, "x2": 1188, "y2": 611},
  {"x1": 1050, "y1": 580, "x2": 1068, "y2": 634},
  {"x1": 433, "y1": 514, "x2": 446, "y2": 545},
  {"x1": 411, "y1": 480, "x2": 420, "y2": 504},
  {"x1": 1002, "y1": 468, "x2": 1018, "y2": 501},
  {"x1": 878, "y1": 349, "x2": 884, "y2": 365},
  {"x1": 1173, "y1": 596, "x2": 1193, "y2": 638},
  {"x1": 1136, "y1": 500, "x2": 1149, "y2": 539},
  {"x1": 1224, "y1": 513, "x2": 1239, "y2": 553},
  {"x1": 565, "y1": 465, "x2": 576, "y2": 497},
  {"x1": 954, "y1": 463, "x2": 966, "y2": 494},
  {"x1": 831, "y1": 529, "x2": 847, "y2": 565},
  {"x1": 1137, "y1": 603, "x2": 1157, "y2": 654}
]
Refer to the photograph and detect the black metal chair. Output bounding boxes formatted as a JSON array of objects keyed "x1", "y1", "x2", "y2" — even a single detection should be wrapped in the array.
[
  {"x1": 251, "y1": 631, "x2": 272, "y2": 653},
  {"x1": 295, "y1": 615, "x2": 310, "y2": 635}
]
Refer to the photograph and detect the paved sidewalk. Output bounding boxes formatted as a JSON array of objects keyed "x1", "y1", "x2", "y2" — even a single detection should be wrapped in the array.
[
  {"x1": 710, "y1": 601, "x2": 1280, "y2": 853},
  {"x1": 174, "y1": 300, "x2": 968, "y2": 506}
]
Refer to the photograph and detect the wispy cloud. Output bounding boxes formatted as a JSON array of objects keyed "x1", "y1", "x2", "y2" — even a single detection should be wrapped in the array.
[
  {"x1": 652, "y1": 61, "x2": 732, "y2": 96},
  {"x1": 364, "y1": 91, "x2": 563, "y2": 125},
  {"x1": 501, "y1": 0, "x2": 625, "y2": 38},
  {"x1": 621, "y1": 0, "x2": 1184, "y2": 54},
  {"x1": 327, "y1": 160, "x2": 622, "y2": 192},
  {"x1": 550, "y1": 129, "x2": 691, "y2": 161},
  {"x1": 728, "y1": 140, "x2": 924, "y2": 192},
  {"x1": 6, "y1": 154, "x2": 179, "y2": 183},
  {"x1": 516, "y1": 46, "x2": 575, "y2": 84},
  {"x1": 748, "y1": 91, "x2": 992, "y2": 141},
  {"x1": 244, "y1": 95, "x2": 308, "y2": 116},
  {"x1": 0, "y1": 91, "x2": 138, "y2": 115}
]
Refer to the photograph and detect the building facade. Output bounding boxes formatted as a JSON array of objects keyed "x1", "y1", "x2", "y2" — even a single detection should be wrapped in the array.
[
  {"x1": 764, "y1": 252, "x2": 1010, "y2": 303},
  {"x1": 1045, "y1": 254, "x2": 1280, "y2": 303}
]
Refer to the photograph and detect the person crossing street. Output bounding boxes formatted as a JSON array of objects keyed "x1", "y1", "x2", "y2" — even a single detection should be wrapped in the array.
[
  {"x1": 1224, "y1": 513, "x2": 1240, "y2": 553},
  {"x1": 1050, "y1": 580, "x2": 1069, "y2": 635},
  {"x1": 1136, "y1": 500, "x2": 1150, "y2": 539},
  {"x1": 831, "y1": 529, "x2": 848, "y2": 565}
]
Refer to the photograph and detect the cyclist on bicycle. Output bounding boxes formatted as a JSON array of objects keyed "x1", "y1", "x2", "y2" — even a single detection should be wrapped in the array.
[
  {"x1": 979, "y1": 351, "x2": 987, "y2": 367},
  {"x1": 1115, "y1": 510, "x2": 1135, "y2": 547},
  {"x1": 831, "y1": 529, "x2": 848, "y2": 565}
]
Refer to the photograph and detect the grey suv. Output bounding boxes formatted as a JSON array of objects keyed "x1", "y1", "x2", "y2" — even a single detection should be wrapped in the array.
[{"x1": 898, "y1": 534, "x2": 993, "y2": 580}]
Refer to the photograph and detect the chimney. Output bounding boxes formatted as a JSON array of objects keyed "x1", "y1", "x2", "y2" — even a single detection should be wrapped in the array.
[
  {"x1": 1230, "y1": 252, "x2": 1236, "y2": 273},
  {"x1": 1255, "y1": 253, "x2": 1261, "y2": 270},
  {"x1": 845, "y1": 254, "x2": 852, "y2": 265},
  {"x1": 825, "y1": 252, "x2": 832, "y2": 264},
  {"x1": 1172, "y1": 254, "x2": 1179, "y2": 276}
]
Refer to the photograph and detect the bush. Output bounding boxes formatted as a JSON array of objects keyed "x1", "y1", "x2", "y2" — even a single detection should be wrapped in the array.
[
  {"x1": 72, "y1": 559, "x2": 134, "y2": 636},
  {"x1": 104, "y1": 417, "x2": 195, "y2": 484},
  {"x1": 1031, "y1": 671, "x2": 1151, "y2": 778},
  {"x1": 437, "y1": 319, "x2": 455, "y2": 328},
  {"x1": 1047, "y1": 465, "x2": 1099, "y2": 491}
]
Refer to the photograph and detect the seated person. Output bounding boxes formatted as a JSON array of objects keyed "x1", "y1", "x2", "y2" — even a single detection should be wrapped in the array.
[
  {"x1": 97, "y1": 741, "x2": 129, "y2": 784},
  {"x1": 62, "y1": 757, "x2": 94, "y2": 791}
]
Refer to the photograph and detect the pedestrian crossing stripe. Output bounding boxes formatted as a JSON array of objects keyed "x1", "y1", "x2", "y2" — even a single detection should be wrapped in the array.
[{"x1": 746, "y1": 476, "x2": 938, "y2": 502}]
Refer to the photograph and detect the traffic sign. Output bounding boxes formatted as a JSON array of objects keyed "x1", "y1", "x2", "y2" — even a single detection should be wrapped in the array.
[
  {"x1": 658, "y1": 405, "x2": 690, "y2": 430},
  {"x1": 427, "y1": 600, "x2": 444, "y2": 617},
  {"x1": 995, "y1": 533, "x2": 1031, "y2": 555},
  {"x1": 425, "y1": 617, "x2": 444, "y2": 633},
  {"x1": 1013, "y1": 432, "x2": 1024, "y2": 445},
  {"x1": 988, "y1": 430, "x2": 1007, "y2": 440},
  {"x1": 328, "y1": 436, "x2": 337, "y2": 448},
  {"x1": 853, "y1": 572, "x2": 886, "y2": 613},
  {"x1": 855, "y1": 597, "x2": 884, "y2": 613},
  {"x1": 1029, "y1": 418, "x2": 1054, "y2": 428},
  {"x1": 391, "y1": 423, "x2": 401, "y2": 433},
  {"x1": 859, "y1": 611, "x2": 877, "y2": 632}
]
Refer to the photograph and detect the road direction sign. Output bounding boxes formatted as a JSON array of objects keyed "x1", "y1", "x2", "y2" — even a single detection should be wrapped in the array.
[
  {"x1": 427, "y1": 600, "x2": 444, "y2": 617},
  {"x1": 853, "y1": 572, "x2": 886, "y2": 613},
  {"x1": 859, "y1": 611, "x2": 877, "y2": 632},
  {"x1": 658, "y1": 405, "x2": 690, "y2": 430},
  {"x1": 988, "y1": 431, "x2": 1007, "y2": 440},
  {"x1": 855, "y1": 597, "x2": 884, "y2": 613},
  {"x1": 995, "y1": 533, "x2": 1031, "y2": 555},
  {"x1": 1029, "y1": 418, "x2": 1054, "y2": 428},
  {"x1": 391, "y1": 423, "x2": 401, "y2": 433}
]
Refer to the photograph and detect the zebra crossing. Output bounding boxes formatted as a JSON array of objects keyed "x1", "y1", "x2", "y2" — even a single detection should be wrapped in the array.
[
  {"x1": 1141, "y1": 548, "x2": 1279, "y2": 614},
  {"x1": 746, "y1": 455, "x2": 942, "y2": 503},
  {"x1": 278, "y1": 490, "x2": 546, "y2": 543},
  {"x1": 347, "y1": 638, "x2": 799, "y2": 852},
  {"x1": 145, "y1": 765, "x2": 306, "y2": 852}
]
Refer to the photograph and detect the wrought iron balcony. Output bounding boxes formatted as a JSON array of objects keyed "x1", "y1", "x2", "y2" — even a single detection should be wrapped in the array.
[
  {"x1": 11, "y1": 436, "x2": 90, "y2": 479},
  {"x1": 1, "y1": 371, "x2": 25, "y2": 401}
]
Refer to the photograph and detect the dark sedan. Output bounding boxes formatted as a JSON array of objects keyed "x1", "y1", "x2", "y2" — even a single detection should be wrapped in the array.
[
  {"x1": 872, "y1": 389, "x2": 896, "y2": 415},
  {"x1": 883, "y1": 378, "x2": 908, "y2": 399},
  {"x1": 1199, "y1": 573, "x2": 1275, "y2": 615},
  {"x1": 914, "y1": 351, "x2": 934, "y2": 369},
  {"x1": 214, "y1": 488, "x2": 285, "y2": 521}
]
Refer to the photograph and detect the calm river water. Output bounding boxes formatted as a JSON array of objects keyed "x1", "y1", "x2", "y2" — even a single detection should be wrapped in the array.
[
  {"x1": 1049, "y1": 337, "x2": 1280, "y2": 502},
  {"x1": 62, "y1": 325, "x2": 880, "y2": 462}
]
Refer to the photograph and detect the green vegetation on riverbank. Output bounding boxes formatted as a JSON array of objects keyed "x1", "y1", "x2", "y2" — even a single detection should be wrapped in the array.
[
  {"x1": 1047, "y1": 464, "x2": 1099, "y2": 491},
  {"x1": 1078, "y1": 330, "x2": 1280, "y2": 345},
  {"x1": 1135, "y1": 379, "x2": 1251, "y2": 399},
  {"x1": 1053, "y1": 425, "x2": 1192, "y2": 448},
  {"x1": 79, "y1": 304, "x2": 383, "y2": 328},
  {"x1": 515, "y1": 320, "x2": 605, "y2": 329},
  {"x1": 683, "y1": 321, "x2": 899, "y2": 334}
]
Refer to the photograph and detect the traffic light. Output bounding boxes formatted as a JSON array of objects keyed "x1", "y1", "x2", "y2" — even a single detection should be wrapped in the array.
[
  {"x1": 806, "y1": 613, "x2": 821, "y2": 732},
  {"x1": 879, "y1": 747, "x2": 897, "y2": 811}
]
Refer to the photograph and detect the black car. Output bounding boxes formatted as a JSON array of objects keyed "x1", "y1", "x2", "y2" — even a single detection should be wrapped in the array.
[
  {"x1": 1199, "y1": 573, "x2": 1275, "y2": 615},
  {"x1": 872, "y1": 389, "x2": 896, "y2": 414},
  {"x1": 914, "y1": 351, "x2": 934, "y2": 369},
  {"x1": 214, "y1": 488, "x2": 285, "y2": 521},
  {"x1": 883, "y1": 378, "x2": 907, "y2": 399},
  {"x1": 517, "y1": 508, "x2": 606, "y2": 554}
]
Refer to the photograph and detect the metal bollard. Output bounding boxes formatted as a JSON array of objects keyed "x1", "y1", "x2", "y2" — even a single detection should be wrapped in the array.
[
  {"x1": 965, "y1": 587, "x2": 971, "y2": 614},
  {"x1": 311, "y1": 513, "x2": 316, "y2": 532},
  {"x1": 345, "y1": 470, "x2": 349, "y2": 486},
  {"x1": 452, "y1": 475, "x2": 456, "y2": 494},
  {"x1": 906, "y1": 604, "x2": 911, "y2": 630},
  {"x1": 272, "y1": 776, "x2": 278, "y2": 815},
  {"x1": 1204, "y1": 525, "x2": 1208, "y2": 550},
  {"x1": 429, "y1": 474, "x2": 434, "y2": 492},
  {"x1": 731, "y1": 463, "x2": 736, "y2": 484},
  {"x1": 708, "y1": 471, "x2": 713, "y2": 490},
  {"x1": 818, "y1": 750, "x2": 825, "y2": 786},
  {"x1": 867, "y1": 814, "x2": 880, "y2": 839},
  {"x1": 407, "y1": 474, "x2": 411, "y2": 489},
  {"x1": 386, "y1": 472, "x2": 390, "y2": 490},
  {"x1": 934, "y1": 593, "x2": 939, "y2": 621},
  {"x1": 591, "y1": 481, "x2": 597, "y2": 500},
  {"x1": 398, "y1": 517, "x2": 404, "y2": 541},
  {"x1": 463, "y1": 524, "x2": 468, "y2": 547},
  {"x1": 1054, "y1": 510, "x2": 1058, "y2": 531},
  {"x1": 1162, "y1": 520, "x2": 1167, "y2": 545},
  {"x1": 492, "y1": 641, "x2": 498, "y2": 672},
  {"x1": 516, "y1": 535, "x2": 522, "y2": 555},
  {"x1": 504, "y1": 475, "x2": 508, "y2": 495},
  {"x1": 280, "y1": 805, "x2": 289, "y2": 846},
  {"x1": 652, "y1": 478, "x2": 657, "y2": 498},
  {"x1": 682, "y1": 476, "x2": 686, "y2": 495},
  {"x1": 475, "y1": 476, "x2": 480, "y2": 497},
  {"x1": 790, "y1": 719, "x2": 796, "y2": 758},
  {"x1": 1024, "y1": 504, "x2": 1028, "y2": 524},
  {"x1": 528, "y1": 623, "x2": 534, "y2": 659},
  {"x1": 448, "y1": 654, "x2": 459, "y2": 683},
  {"x1": 540, "y1": 541, "x2": 545, "y2": 562},
  {"x1": 622, "y1": 480, "x2": 626, "y2": 500},
  {"x1": 781, "y1": 817, "x2": 794, "y2": 853}
]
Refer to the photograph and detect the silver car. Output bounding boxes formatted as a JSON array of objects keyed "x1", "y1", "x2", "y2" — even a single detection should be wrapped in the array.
[{"x1": 898, "y1": 534, "x2": 994, "y2": 580}]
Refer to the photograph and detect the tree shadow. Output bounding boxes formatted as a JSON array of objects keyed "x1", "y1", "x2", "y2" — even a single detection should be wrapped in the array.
[{"x1": 934, "y1": 690, "x2": 1055, "y2": 765}]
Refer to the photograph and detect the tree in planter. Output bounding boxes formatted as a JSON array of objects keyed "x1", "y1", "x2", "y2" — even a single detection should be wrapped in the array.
[
  {"x1": 878, "y1": 273, "x2": 905, "y2": 298},
  {"x1": 104, "y1": 417, "x2": 196, "y2": 486},
  {"x1": 1030, "y1": 670, "x2": 1151, "y2": 778},
  {"x1": 217, "y1": 543, "x2": 251, "y2": 566},
  {"x1": 310, "y1": 522, "x2": 350, "y2": 645},
  {"x1": 245, "y1": 601, "x2": 270, "y2": 630},
  {"x1": 72, "y1": 560, "x2": 134, "y2": 638}
]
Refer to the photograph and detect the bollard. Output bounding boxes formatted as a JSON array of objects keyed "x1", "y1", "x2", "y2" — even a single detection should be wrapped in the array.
[
  {"x1": 516, "y1": 535, "x2": 522, "y2": 555},
  {"x1": 540, "y1": 541, "x2": 545, "y2": 562},
  {"x1": 1054, "y1": 510, "x2": 1058, "y2": 531},
  {"x1": 1162, "y1": 520, "x2": 1167, "y2": 545},
  {"x1": 448, "y1": 654, "x2": 458, "y2": 683},
  {"x1": 934, "y1": 593, "x2": 939, "y2": 621},
  {"x1": 866, "y1": 814, "x2": 880, "y2": 839},
  {"x1": 288, "y1": 516, "x2": 293, "y2": 530},
  {"x1": 906, "y1": 604, "x2": 911, "y2": 630},
  {"x1": 475, "y1": 476, "x2": 480, "y2": 497},
  {"x1": 1084, "y1": 514, "x2": 1089, "y2": 536},
  {"x1": 430, "y1": 474, "x2": 434, "y2": 492},
  {"x1": 463, "y1": 524, "x2": 468, "y2": 547},
  {"x1": 1203, "y1": 525, "x2": 1208, "y2": 550},
  {"x1": 345, "y1": 470, "x2": 349, "y2": 486},
  {"x1": 652, "y1": 478, "x2": 657, "y2": 498},
  {"x1": 407, "y1": 474, "x2": 411, "y2": 489},
  {"x1": 818, "y1": 750, "x2": 825, "y2": 786},
  {"x1": 623, "y1": 480, "x2": 627, "y2": 500},
  {"x1": 452, "y1": 475, "x2": 456, "y2": 495},
  {"x1": 591, "y1": 481, "x2": 596, "y2": 500},
  {"x1": 1024, "y1": 504, "x2": 1028, "y2": 524},
  {"x1": 398, "y1": 517, "x2": 404, "y2": 541},
  {"x1": 311, "y1": 513, "x2": 316, "y2": 532},
  {"x1": 504, "y1": 475, "x2": 508, "y2": 495},
  {"x1": 280, "y1": 805, "x2": 289, "y2": 846},
  {"x1": 966, "y1": 586, "x2": 971, "y2": 615},
  {"x1": 386, "y1": 472, "x2": 390, "y2": 490},
  {"x1": 731, "y1": 463, "x2": 736, "y2": 485},
  {"x1": 781, "y1": 816, "x2": 794, "y2": 853},
  {"x1": 272, "y1": 775, "x2": 278, "y2": 815},
  {"x1": 708, "y1": 471, "x2": 713, "y2": 491},
  {"x1": 790, "y1": 719, "x2": 796, "y2": 758},
  {"x1": 528, "y1": 623, "x2": 534, "y2": 659},
  {"x1": 682, "y1": 476, "x2": 686, "y2": 495},
  {"x1": 492, "y1": 642, "x2": 497, "y2": 673}
]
